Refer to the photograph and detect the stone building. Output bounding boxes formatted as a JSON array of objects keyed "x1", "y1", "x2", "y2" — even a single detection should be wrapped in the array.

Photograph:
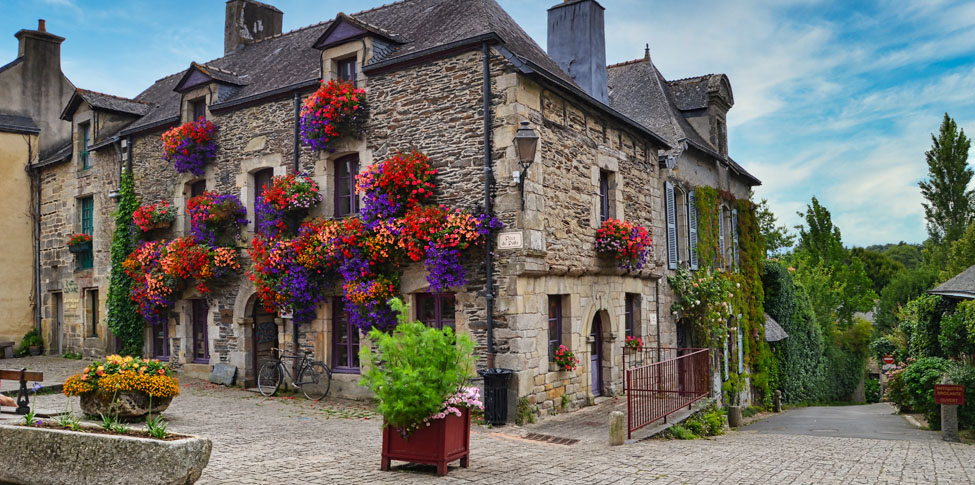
[{"x1": 12, "y1": 0, "x2": 761, "y2": 416}]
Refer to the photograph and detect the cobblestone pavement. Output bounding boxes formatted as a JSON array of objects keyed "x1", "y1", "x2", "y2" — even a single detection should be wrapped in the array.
[
  {"x1": 6, "y1": 374, "x2": 974, "y2": 484},
  {"x1": 0, "y1": 355, "x2": 84, "y2": 392}
]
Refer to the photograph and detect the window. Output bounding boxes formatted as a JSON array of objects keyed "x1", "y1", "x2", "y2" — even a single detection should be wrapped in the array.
[
  {"x1": 191, "y1": 299, "x2": 209, "y2": 363},
  {"x1": 625, "y1": 294, "x2": 637, "y2": 338},
  {"x1": 253, "y1": 168, "x2": 274, "y2": 232},
  {"x1": 548, "y1": 296, "x2": 562, "y2": 361},
  {"x1": 675, "y1": 186, "x2": 688, "y2": 263},
  {"x1": 87, "y1": 289, "x2": 99, "y2": 337},
  {"x1": 599, "y1": 170, "x2": 611, "y2": 222},
  {"x1": 153, "y1": 319, "x2": 169, "y2": 360},
  {"x1": 665, "y1": 181, "x2": 678, "y2": 270},
  {"x1": 190, "y1": 98, "x2": 206, "y2": 121},
  {"x1": 720, "y1": 206, "x2": 731, "y2": 269},
  {"x1": 331, "y1": 298, "x2": 360, "y2": 372},
  {"x1": 688, "y1": 190, "x2": 699, "y2": 270},
  {"x1": 416, "y1": 293, "x2": 455, "y2": 330},
  {"x1": 190, "y1": 180, "x2": 207, "y2": 200},
  {"x1": 334, "y1": 154, "x2": 359, "y2": 218},
  {"x1": 79, "y1": 196, "x2": 94, "y2": 270},
  {"x1": 79, "y1": 122, "x2": 90, "y2": 169},
  {"x1": 337, "y1": 57, "x2": 357, "y2": 83}
]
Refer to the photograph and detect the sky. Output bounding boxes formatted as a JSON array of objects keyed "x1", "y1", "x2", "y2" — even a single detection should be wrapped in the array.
[{"x1": 2, "y1": 0, "x2": 973, "y2": 247}]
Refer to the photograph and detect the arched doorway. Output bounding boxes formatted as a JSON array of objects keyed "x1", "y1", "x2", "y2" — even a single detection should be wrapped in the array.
[
  {"x1": 252, "y1": 305, "x2": 278, "y2": 386},
  {"x1": 590, "y1": 313, "x2": 603, "y2": 397}
]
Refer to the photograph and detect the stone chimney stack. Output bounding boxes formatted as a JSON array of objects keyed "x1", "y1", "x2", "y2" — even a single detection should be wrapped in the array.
[
  {"x1": 12, "y1": 20, "x2": 72, "y2": 156},
  {"x1": 547, "y1": 0, "x2": 608, "y2": 104},
  {"x1": 225, "y1": 0, "x2": 283, "y2": 55}
]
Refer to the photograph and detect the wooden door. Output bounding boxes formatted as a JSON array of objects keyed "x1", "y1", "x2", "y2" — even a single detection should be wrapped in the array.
[{"x1": 590, "y1": 314, "x2": 603, "y2": 397}]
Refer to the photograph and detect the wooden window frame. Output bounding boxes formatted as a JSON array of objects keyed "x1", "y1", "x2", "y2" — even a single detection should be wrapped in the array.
[
  {"x1": 336, "y1": 57, "x2": 357, "y2": 84},
  {"x1": 79, "y1": 196, "x2": 94, "y2": 270},
  {"x1": 333, "y1": 154, "x2": 359, "y2": 218},
  {"x1": 252, "y1": 168, "x2": 275, "y2": 233},
  {"x1": 79, "y1": 122, "x2": 90, "y2": 170},
  {"x1": 625, "y1": 293, "x2": 637, "y2": 339},
  {"x1": 191, "y1": 299, "x2": 209, "y2": 364},
  {"x1": 599, "y1": 170, "x2": 611, "y2": 222},
  {"x1": 190, "y1": 97, "x2": 207, "y2": 122},
  {"x1": 548, "y1": 295, "x2": 563, "y2": 361},
  {"x1": 331, "y1": 297, "x2": 360, "y2": 373},
  {"x1": 416, "y1": 293, "x2": 456, "y2": 330}
]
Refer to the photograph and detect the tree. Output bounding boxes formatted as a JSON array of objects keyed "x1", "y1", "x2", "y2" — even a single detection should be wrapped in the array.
[
  {"x1": 756, "y1": 197, "x2": 794, "y2": 256},
  {"x1": 943, "y1": 221, "x2": 975, "y2": 282},
  {"x1": 883, "y1": 243, "x2": 923, "y2": 270},
  {"x1": 919, "y1": 113, "x2": 972, "y2": 245},
  {"x1": 795, "y1": 197, "x2": 845, "y2": 266},
  {"x1": 875, "y1": 267, "x2": 939, "y2": 334},
  {"x1": 851, "y1": 247, "x2": 906, "y2": 294},
  {"x1": 107, "y1": 171, "x2": 144, "y2": 356}
]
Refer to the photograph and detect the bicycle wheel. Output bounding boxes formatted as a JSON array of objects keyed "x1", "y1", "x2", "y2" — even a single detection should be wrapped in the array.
[
  {"x1": 257, "y1": 360, "x2": 282, "y2": 397},
  {"x1": 298, "y1": 361, "x2": 331, "y2": 401}
]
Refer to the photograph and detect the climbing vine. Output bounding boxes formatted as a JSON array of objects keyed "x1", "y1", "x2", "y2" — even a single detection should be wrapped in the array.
[{"x1": 107, "y1": 171, "x2": 144, "y2": 356}]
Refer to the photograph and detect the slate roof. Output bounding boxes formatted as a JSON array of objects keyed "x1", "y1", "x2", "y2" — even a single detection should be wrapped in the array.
[
  {"x1": 668, "y1": 75, "x2": 714, "y2": 111},
  {"x1": 0, "y1": 113, "x2": 40, "y2": 134},
  {"x1": 929, "y1": 265, "x2": 975, "y2": 300},
  {"x1": 764, "y1": 313, "x2": 788, "y2": 342},
  {"x1": 35, "y1": 141, "x2": 72, "y2": 168},
  {"x1": 61, "y1": 89, "x2": 152, "y2": 120},
  {"x1": 607, "y1": 57, "x2": 760, "y2": 185}
]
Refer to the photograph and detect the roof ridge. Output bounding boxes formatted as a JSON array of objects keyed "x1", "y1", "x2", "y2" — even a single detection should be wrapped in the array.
[
  {"x1": 667, "y1": 74, "x2": 715, "y2": 84},
  {"x1": 607, "y1": 57, "x2": 647, "y2": 69},
  {"x1": 195, "y1": 62, "x2": 238, "y2": 76},
  {"x1": 350, "y1": 0, "x2": 416, "y2": 17},
  {"x1": 77, "y1": 87, "x2": 151, "y2": 105}
]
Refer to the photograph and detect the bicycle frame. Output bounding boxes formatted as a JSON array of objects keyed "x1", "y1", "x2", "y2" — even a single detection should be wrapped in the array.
[{"x1": 271, "y1": 349, "x2": 312, "y2": 385}]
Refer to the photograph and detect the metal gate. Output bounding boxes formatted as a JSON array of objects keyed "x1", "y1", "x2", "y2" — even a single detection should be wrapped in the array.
[{"x1": 625, "y1": 347, "x2": 710, "y2": 438}]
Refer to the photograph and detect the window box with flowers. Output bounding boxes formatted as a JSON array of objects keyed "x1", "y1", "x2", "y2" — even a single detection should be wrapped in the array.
[
  {"x1": 66, "y1": 233, "x2": 92, "y2": 254},
  {"x1": 624, "y1": 336, "x2": 644, "y2": 353},
  {"x1": 133, "y1": 201, "x2": 176, "y2": 233},
  {"x1": 595, "y1": 218, "x2": 652, "y2": 271},
  {"x1": 162, "y1": 118, "x2": 217, "y2": 177},
  {"x1": 299, "y1": 80, "x2": 368, "y2": 152},
  {"x1": 550, "y1": 344, "x2": 579, "y2": 373},
  {"x1": 254, "y1": 173, "x2": 322, "y2": 238}
]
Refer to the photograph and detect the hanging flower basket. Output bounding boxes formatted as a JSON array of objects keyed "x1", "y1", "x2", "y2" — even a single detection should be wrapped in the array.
[
  {"x1": 162, "y1": 118, "x2": 217, "y2": 177},
  {"x1": 595, "y1": 218, "x2": 652, "y2": 271},
  {"x1": 255, "y1": 174, "x2": 322, "y2": 237},
  {"x1": 66, "y1": 233, "x2": 92, "y2": 253},
  {"x1": 133, "y1": 201, "x2": 176, "y2": 233},
  {"x1": 186, "y1": 192, "x2": 248, "y2": 246},
  {"x1": 299, "y1": 80, "x2": 368, "y2": 152}
]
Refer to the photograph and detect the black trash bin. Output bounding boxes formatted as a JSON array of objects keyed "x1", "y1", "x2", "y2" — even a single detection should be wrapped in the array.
[{"x1": 479, "y1": 368, "x2": 513, "y2": 426}]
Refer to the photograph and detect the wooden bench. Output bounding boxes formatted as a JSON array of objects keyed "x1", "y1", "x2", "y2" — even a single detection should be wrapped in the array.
[
  {"x1": 0, "y1": 341, "x2": 13, "y2": 359},
  {"x1": 1, "y1": 369, "x2": 44, "y2": 415}
]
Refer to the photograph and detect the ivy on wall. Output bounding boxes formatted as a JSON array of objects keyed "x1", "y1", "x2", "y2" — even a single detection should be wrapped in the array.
[{"x1": 107, "y1": 171, "x2": 145, "y2": 356}]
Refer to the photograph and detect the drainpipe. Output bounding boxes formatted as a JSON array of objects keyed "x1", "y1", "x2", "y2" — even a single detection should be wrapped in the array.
[
  {"x1": 482, "y1": 41, "x2": 495, "y2": 363},
  {"x1": 27, "y1": 137, "x2": 41, "y2": 335},
  {"x1": 126, "y1": 136, "x2": 132, "y2": 173},
  {"x1": 291, "y1": 90, "x2": 301, "y2": 374},
  {"x1": 655, "y1": 281, "x2": 661, "y2": 363}
]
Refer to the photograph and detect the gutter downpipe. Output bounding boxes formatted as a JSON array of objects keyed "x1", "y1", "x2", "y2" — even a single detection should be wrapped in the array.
[
  {"x1": 28, "y1": 138, "x2": 41, "y2": 335},
  {"x1": 292, "y1": 90, "x2": 301, "y2": 375},
  {"x1": 482, "y1": 42, "x2": 495, "y2": 364}
]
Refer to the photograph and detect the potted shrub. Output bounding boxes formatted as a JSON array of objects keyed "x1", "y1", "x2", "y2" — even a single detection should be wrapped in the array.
[
  {"x1": 594, "y1": 218, "x2": 652, "y2": 271},
  {"x1": 133, "y1": 201, "x2": 176, "y2": 232},
  {"x1": 62, "y1": 354, "x2": 180, "y2": 421},
  {"x1": 17, "y1": 328, "x2": 43, "y2": 356},
  {"x1": 359, "y1": 298, "x2": 481, "y2": 477},
  {"x1": 66, "y1": 233, "x2": 92, "y2": 253}
]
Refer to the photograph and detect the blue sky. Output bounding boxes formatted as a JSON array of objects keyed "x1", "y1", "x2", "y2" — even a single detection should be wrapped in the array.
[{"x1": 3, "y1": 0, "x2": 973, "y2": 247}]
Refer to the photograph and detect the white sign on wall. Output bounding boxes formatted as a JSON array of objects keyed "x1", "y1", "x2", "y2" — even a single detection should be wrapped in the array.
[{"x1": 497, "y1": 231, "x2": 524, "y2": 249}]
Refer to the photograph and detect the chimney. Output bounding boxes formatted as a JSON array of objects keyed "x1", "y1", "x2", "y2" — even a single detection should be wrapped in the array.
[
  {"x1": 38, "y1": 19, "x2": 46, "y2": 32},
  {"x1": 12, "y1": 20, "x2": 71, "y2": 157},
  {"x1": 547, "y1": 0, "x2": 608, "y2": 104},
  {"x1": 224, "y1": 0, "x2": 283, "y2": 55}
]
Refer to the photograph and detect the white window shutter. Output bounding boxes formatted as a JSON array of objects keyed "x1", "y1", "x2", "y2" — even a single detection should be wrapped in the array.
[
  {"x1": 737, "y1": 325, "x2": 744, "y2": 374},
  {"x1": 665, "y1": 181, "x2": 678, "y2": 270},
  {"x1": 688, "y1": 190, "x2": 698, "y2": 270},
  {"x1": 731, "y1": 208, "x2": 740, "y2": 269},
  {"x1": 718, "y1": 209, "x2": 725, "y2": 267},
  {"x1": 723, "y1": 333, "x2": 729, "y2": 380}
]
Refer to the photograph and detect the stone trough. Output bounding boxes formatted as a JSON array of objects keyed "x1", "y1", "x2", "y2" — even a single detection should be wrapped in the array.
[{"x1": 0, "y1": 423, "x2": 211, "y2": 485}]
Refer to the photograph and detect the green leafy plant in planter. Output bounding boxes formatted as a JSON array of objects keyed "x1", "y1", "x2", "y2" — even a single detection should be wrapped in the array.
[
  {"x1": 359, "y1": 298, "x2": 480, "y2": 476},
  {"x1": 17, "y1": 328, "x2": 43, "y2": 356}
]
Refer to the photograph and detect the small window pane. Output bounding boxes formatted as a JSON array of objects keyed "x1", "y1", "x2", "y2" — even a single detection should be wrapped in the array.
[
  {"x1": 599, "y1": 171, "x2": 610, "y2": 222},
  {"x1": 337, "y1": 58, "x2": 356, "y2": 83},
  {"x1": 548, "y1": 296, "x2": 562, "y2": 360},
  {"x1": 191, "y1": 99, "x2": 206, "y2": 121},
  {"x1": 334, "y1": 155, "x2": 359, "y2": 218}
]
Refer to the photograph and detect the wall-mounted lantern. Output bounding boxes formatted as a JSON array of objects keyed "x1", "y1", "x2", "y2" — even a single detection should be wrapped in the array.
[{"x1": 513, "y1": 121, "x2": 538, "y2": 210}]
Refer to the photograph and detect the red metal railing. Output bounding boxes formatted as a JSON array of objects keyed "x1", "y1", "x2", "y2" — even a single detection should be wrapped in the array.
[{"x1": 625, "y1": 347, "x2": 710, "y2": 438}]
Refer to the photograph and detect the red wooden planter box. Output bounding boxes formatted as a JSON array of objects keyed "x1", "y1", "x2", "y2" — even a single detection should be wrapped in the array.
[{"x1": 381, "y1": 407, "x2": 471, "y2": 476}]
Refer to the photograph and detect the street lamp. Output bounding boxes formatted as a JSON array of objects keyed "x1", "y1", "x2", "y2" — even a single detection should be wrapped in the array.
[{"x1": 513, "y1": 121, "x2": 538, "y2": 210}]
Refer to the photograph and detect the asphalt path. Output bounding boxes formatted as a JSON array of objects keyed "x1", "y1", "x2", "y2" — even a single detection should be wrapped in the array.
[{"x1": 743, "y1": 402, "x2": 942, "y2": 441}]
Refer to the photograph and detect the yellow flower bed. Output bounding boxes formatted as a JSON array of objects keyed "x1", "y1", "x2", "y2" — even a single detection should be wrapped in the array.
[{"x1": 62, "y1": 354, "x2": 180, "y2": 399}]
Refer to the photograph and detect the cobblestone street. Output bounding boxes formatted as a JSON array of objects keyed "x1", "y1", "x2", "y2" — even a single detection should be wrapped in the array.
[{"x1": 3, "y1": 365, "x2": 973, "y2": 484}]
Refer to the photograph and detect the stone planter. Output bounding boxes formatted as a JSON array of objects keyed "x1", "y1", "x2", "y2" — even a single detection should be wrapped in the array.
[
  {"x1": 0, "y1": 423, "x2": 211, "y2": 485},
  {"x1": 80, "y1": 389, "x2": 172, "y2": 421},
  {"x1": 381, "y1": 408, "x2": 471, "y2": 476},
  {"x1": 143, "y1": 220, "x2": 172, "y2": 232}
]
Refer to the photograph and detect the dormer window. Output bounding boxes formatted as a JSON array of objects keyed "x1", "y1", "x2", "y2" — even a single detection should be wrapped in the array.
[
  {"x1": 336, "y1": 58, "x2": 357, "y2": 83},
  {"x1": 190, "y1": 97, "x2": 207, "y2": 121}
]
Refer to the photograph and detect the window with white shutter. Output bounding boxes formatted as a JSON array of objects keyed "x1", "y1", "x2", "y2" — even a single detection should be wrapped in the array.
[
  {"x1": 718, "y1": 207, "x2": 726, "y2": 268},
  {"x1": 665, "y1": 181, "x2": 678, "y2": 270},
  {"x1": 688, "y1": 190, "x2": 698, "y2": 270}
]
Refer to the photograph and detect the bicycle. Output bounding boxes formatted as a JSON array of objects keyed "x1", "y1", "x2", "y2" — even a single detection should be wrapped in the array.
[{"x1": 257, "y1": 347, "x2": 332, "y2": 401}]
